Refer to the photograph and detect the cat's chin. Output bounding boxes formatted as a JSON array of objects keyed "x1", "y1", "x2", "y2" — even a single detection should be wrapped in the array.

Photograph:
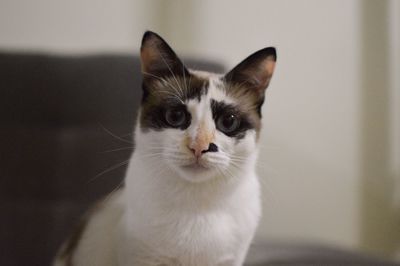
[{"x1": 173, "y1": 163, "x2": 219, "y2": 183}]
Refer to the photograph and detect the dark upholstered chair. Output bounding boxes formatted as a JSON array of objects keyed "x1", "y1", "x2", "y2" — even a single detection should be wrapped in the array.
[{"x1": 0, "y1": 52, "x2": 397, "y2": 266}]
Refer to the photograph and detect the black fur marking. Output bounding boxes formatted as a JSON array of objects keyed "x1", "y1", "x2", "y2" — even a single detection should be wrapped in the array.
[
  {"x1": 210, "y1": 99, "x2": 254, "y2": 139},
  {"x1": 141, "y1": 83, "x2": 150, "y2": 103},
  {"x1": 141, "y1": 102, "x2": 191, "y2": 131}
]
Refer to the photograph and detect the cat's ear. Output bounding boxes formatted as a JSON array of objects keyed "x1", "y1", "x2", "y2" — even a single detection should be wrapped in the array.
[
  {"x1": 140, "y1": 31, "x2": 189, "y2": 79},
  {"x1": 224, "y1": 47, "x2": 277, "y2": 92}
]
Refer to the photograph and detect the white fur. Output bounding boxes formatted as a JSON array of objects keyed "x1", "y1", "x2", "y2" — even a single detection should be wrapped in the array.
[{"x1": 54, "y1": 72, "x2": 261, "y2": 266}]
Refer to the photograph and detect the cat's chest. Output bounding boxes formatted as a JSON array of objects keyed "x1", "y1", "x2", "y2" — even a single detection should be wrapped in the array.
[
  {"x1": 143, "y1": 210, "x2": 238, "y2": 247},
  {"x1": 124, "y1": 211, "x2": 239, "y2": 266}
]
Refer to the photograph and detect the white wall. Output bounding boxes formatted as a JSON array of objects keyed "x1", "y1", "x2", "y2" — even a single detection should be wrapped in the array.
[{"x1": 1, "y1": 0, "x2": 398, "y2": 257}]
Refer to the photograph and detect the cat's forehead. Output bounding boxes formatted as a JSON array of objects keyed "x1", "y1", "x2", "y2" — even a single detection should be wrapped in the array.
[
  {"x1": 143, "y1": 69, "x2": 238, "y2": 105},
  {"x1": 188, "y1": 69, "x2": 235, "y2": 104}
]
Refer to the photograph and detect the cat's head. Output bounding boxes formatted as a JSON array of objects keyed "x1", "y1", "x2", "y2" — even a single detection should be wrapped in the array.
[{"x1": 137, "y1": 31, "x2": 276, "y2": 183}]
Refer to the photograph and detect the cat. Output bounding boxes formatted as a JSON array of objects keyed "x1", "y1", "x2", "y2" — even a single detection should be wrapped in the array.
[{"x1": 54, "y1": 31, "x2": 276, "y2": 266}]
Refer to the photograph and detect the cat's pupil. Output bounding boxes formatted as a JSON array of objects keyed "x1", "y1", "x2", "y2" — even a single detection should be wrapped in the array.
[
  {"x1": 165, "y1": 108, "x2": 187, "y2": 127},
  {"x1": 223, "y1": 114, "x2": 236, "y2": 128},
  {"x1": 217, "y1": 114, "x2": 240, "y2": 134}
]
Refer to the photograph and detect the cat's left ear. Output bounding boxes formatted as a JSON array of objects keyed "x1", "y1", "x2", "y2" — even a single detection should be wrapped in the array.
[
  {"x1": 224, "y1": 47, "x2": 277, "y2": 92},
  {"x1": 140, "y1": 31, "x2": 189, "y2": 79}
]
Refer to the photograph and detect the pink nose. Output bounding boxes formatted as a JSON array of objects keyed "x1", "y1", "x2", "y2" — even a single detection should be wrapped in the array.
[
  {"x1": 188, "y1": 142, "x2": 208, "y2": 157},
  {"x1": 188, "y1": 142, "x2": 218, "y2": 157}
]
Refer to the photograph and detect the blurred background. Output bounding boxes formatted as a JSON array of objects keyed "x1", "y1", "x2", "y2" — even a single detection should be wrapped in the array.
[{"x1": 0, "y1": 0, "x2": 399, "y2": 262}]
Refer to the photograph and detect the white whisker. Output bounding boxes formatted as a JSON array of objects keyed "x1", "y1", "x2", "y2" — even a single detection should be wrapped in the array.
[
  {"x1": 89, "y1": 159, "x2": 130, "y2": 183},
  {"x1": 101, "y1": 146, "x2": 133, "y2": 153},
  {"x1": 99, "y1": 124, "x2": 133, "y2": 144},
  {"x1": 157, "y1": 51, "x2": 185, "y2": 100}
]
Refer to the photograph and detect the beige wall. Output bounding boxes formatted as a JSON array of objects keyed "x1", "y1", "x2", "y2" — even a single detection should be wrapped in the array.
[
  {"x1": 0, "y1": 0, "x2": 151, "y2": 52},
  {"x1": 1, "y1": 0, "x2": 399, "y2": 258}
]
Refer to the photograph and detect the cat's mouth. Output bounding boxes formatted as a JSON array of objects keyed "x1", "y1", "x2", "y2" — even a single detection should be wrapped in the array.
[
  {"x1": 181, "y1": 162, "x2": 209, "y2": 171},
  {"x1": 180, "y1": 160, "x2": 210, "y2": 171},
  {"x1": 172, "y1": 158, "x2": 220, "y2": 183}
]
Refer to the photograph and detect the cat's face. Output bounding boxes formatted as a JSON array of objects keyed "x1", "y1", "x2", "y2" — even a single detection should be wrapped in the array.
[{"x1": 137, "y1": 31, "x2": 276, "y2": 183}]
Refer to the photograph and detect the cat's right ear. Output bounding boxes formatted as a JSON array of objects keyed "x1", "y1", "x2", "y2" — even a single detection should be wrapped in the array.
[{"x1": 140, "y1": 31, "x2": 189, "y2": 80}]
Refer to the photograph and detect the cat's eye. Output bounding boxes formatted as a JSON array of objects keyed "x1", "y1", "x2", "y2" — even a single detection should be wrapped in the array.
[
  {"x1": 165, "y1": 108, "x2": 187, "y2": 128},
  {"x1": 216, "y1": 114, "x2": 240, "y2": 134}
]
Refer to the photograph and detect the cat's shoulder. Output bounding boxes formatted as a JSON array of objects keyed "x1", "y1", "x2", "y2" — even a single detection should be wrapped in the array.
[{"x1": 53, "y1": 189, "x2": 125, "y2": 266}]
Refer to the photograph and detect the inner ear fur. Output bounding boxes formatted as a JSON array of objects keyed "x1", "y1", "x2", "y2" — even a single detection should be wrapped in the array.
[
  {"x1": 140, "y1": 31, "x2": 189, "y2": 79},
  {"x1": 224, "y1": 47, "x2": 277, "y2": 93}
]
